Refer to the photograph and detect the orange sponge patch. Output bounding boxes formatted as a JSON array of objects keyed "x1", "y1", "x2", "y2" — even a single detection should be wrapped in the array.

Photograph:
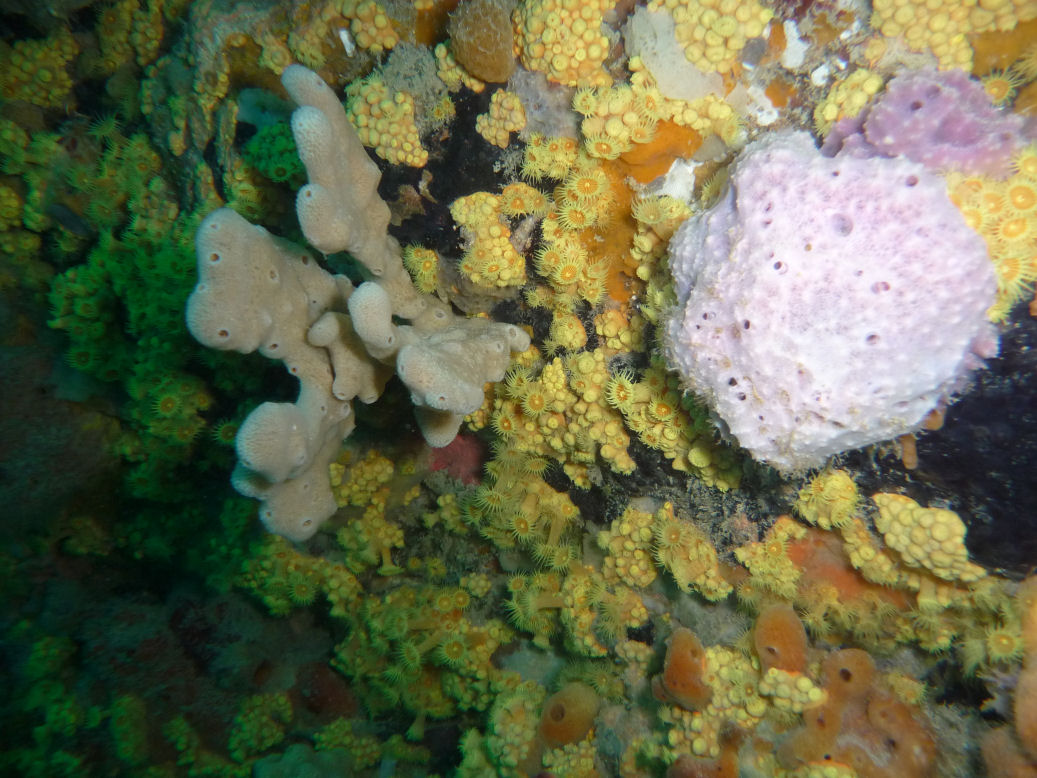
[
  {"x1": 414, "y1": 0, "x2": 460, "y2": 46},
  {"x1": 617, "y1": 121, "x2": 703, "y2": 184},
  {"x1": 786, "y1": 527, "x2": 910, "y2": 612},
  {"x1": 562, "y1": 160, "x2": 639, "y2": 303},
  {"x1": 786, "y1": 648, "x2": 936, "y2": 778},
  {"x1": 539, "y1": 682, "x2": 600, "y2": 748},
  {"x1": 655, "y1": 627, "x2": 712, "y2": 710},
  {"x1": 971, "y1": 18, "x2": 1037, "y2": 76},
  {"x1": 754, "y1": 603, "x2": 808, "y2": 674}
]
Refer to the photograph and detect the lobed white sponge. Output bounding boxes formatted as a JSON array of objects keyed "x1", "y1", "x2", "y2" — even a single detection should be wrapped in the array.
[
  {"x1": 188, "y1": 208, "x2": 355, "y2": 541},
  {"x1": 186, "y1": 66, "x2": 532, "y2": 540}
]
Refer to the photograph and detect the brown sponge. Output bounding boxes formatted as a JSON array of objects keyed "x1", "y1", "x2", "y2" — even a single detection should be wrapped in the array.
[{"x1": 447, "y1": 0, "x2": 516, "y2": 83}]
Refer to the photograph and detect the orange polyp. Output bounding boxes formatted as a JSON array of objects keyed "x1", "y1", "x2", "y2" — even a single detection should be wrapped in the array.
[
  {"x1": 617, "y1": 121, "x2": 703, "y2": 184},
  {"x1": 923, "y1": 408, "x2": 945, "y2": 431},
  {"x1": 899, "y1": 433, "x2": 918, "y2": 470}
]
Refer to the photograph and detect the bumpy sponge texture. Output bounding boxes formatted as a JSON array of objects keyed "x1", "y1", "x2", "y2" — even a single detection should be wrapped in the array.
[
  {"x1": 664, "y1": 131, "x2": 998, "y2": 473},
  {"x1": 830, "y1": 68, "x2": 1026, "y2": 180}
]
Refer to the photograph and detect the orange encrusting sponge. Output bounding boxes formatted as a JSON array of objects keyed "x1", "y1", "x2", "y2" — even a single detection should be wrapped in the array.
[
  {"x1": 782, "y1": 649, "x2": 936, "y2": 778},
  {"x1": 616, "y1": 121, "x2": 703, "y2": 184}
]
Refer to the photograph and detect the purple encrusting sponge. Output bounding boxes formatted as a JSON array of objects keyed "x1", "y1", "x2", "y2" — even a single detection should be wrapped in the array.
[{"x1": 824, "y1": 68, "x2": 1026, "y2": 179}]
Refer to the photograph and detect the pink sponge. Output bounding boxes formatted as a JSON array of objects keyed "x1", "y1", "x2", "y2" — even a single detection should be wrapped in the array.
[
  {"x1": 664, "y1": 131, "x2": 998, "y2": 473},
  {"x1": 824, "y1": 68, "x2": 1025, "y2": 179}
]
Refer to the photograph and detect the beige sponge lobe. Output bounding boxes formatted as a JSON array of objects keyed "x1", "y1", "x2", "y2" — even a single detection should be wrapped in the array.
[
  {"x1": 187, "y1": 208, "x2": 344, "y2": 386},
  {"x1": 235, "y1": 402, "x2": 314, "y2": 484},
  {"x1": 186, "y1": 67, "x2": 532, "y2": 541},
  {"x1": 284, "y1": 64, "x2": 394, "y2": 274}
]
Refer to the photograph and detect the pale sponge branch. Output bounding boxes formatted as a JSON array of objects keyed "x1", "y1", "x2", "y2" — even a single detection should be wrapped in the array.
[{"x1": 186, "y1": 65, "x2": 529, "y2": 541}]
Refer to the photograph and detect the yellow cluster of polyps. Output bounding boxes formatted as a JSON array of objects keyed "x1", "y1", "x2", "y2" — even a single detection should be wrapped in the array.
[
  {"x1": 476, "y1": 89, "x2": 527, "y2": 148},
  {"x1": 565, "y1": 349, "x2": 637, "y2": 476},
  {"x1": 594, "y1": 308, "x2": 646, "y2": 354},
  {"x1": 871, "y1": 0, "x2": 1037, "y2": 70},
  {"x1": 517, "y1": 148, "x2": 624, "y2": 317},
  {"x1": 645, "y1": 0, "x2": 774, "y2": 74},
  {"x1": 598, "y1": 506, "x2": 658, "y2": 590},
  {"x1": 0, "y1": 185, "x2": 23, "y2": 232},
  {"x1": 423, "y1": 492, "x2": 467, "y2": 535},
  {"x1": 659, "y1": 645, "x2": 766, "y2": 759},
  {"x1": 630, "y1": 193, "x2": 691, "y2": 326},
  {"x1": 506, "y1": 563, "x2": 646, "y2": 658},
  {"x1": 451, "y1": 192, "x2": 526, "y2": 287},
  {"x1": 630, "y1": 194, "x2": 693, "y2": 280},
  {"x1": 542, "y1": 737, "x2": 598, "y2": 776},
  {"x1": 795, "y1": 470, "x2": 860, "y2": 531},
  {"x1": 512, "y1": 0, "x2": 614, "y2": 87},
  {"x1": 561, "y1": 565, "x2": 611, "y2": 656},
  {"x1": 629, "y1": 65, "x2": 741, "y2": 144},
  {"x1": 0, "y1": 27, "x2": 79, "y2": 108},
  {"x1": 531, "y1": 222, "x2": 609, "y2": 310},
  {"x1": 329, "y1": 449, "x2": 395, "y2": 510},
  {"x1": 484, "y1": 682, "x2": 545, "y2": 772},
  {"x1": 605, "y1": 360, "x2": 740, "y2": 490},
  {"x1": 341, "y1": 0, "x2": 400, "y2": 55},
  {"x1": 652, "y1": 501, "x2": 732, "y2": 601},
  {"x1": 85, "y1": 0, "x2": 164, "y2": 75},
  {"x1": 473, "y1": 471, "x2": 584, "y2": 571},
  {"x1": 505, "y1": 571, "x2": 564, "y2": 646},
  {"x1": 336, "y1": 499, "x2": 406, "y2": 576},
  {"x1": 596, "y1": 582, "x2": 650, "y2": 645},
  {"x1": 872, "y1": 493, "x2": 988, "y2": 584},
  {"x1": 757, "y1": 667, "x2": 826, "y2": 714},
  {"x1": 522, "y1": 133, "x2": 580, "y2": 181},
  {"x1": 345, "y1": 76, "x2": 428, "y2": 167},
  {"x1": 813, "y1": 69, "x2": 885, "y2": 136},
  {"x1": 555, "y1": 153, "x2": 620, "y2": 230},
  {"x1": 499, "y1": 181, "x2": 551, "y2": 218},
  {"x1": 545, "y1": 311, "x2": 588, "y2": 353},
  {"x1": 402, "y1": 246, "x2": 440, "y2": 295},
  {"x1": 947, "y1": 148, "x2": 1037, "y2": 321},
  {"x1": 491, "y1": 349, "x2": 635, "y2": 487},
  {"x1": 734, "y1": 516, "x2": 808, "y2": 600},
  {"x1": 838, "y1": 516, "x2": 905, "y2": 587},
  {"x1": 572, "y1": 81, "x2": 663, "y2": 160},
  {"x1": 433, "y1": 42, "x2": 486, "y2": 93}
]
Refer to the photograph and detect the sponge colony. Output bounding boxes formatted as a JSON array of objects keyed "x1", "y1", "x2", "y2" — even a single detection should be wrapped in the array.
[
  {"x1": 663, "y1": 130, "x2": 998, "y2": 473},
  {"x1": 447, "y1": 0, "x2": 515, "y2": 83}
]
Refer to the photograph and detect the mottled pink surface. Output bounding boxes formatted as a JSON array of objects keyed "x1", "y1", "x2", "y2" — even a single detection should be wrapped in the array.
[
  {"x1": 823, "y1": 68, "x2": 1025, "y2": 179},
  {"x1": 429, "y1": 432, "x2": 486, "y2": 485}
]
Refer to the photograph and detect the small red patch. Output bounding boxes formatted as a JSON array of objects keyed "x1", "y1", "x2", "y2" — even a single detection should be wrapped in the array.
[{"x1": 429, "y1": 433, "x2": 486, "y2": 485}]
